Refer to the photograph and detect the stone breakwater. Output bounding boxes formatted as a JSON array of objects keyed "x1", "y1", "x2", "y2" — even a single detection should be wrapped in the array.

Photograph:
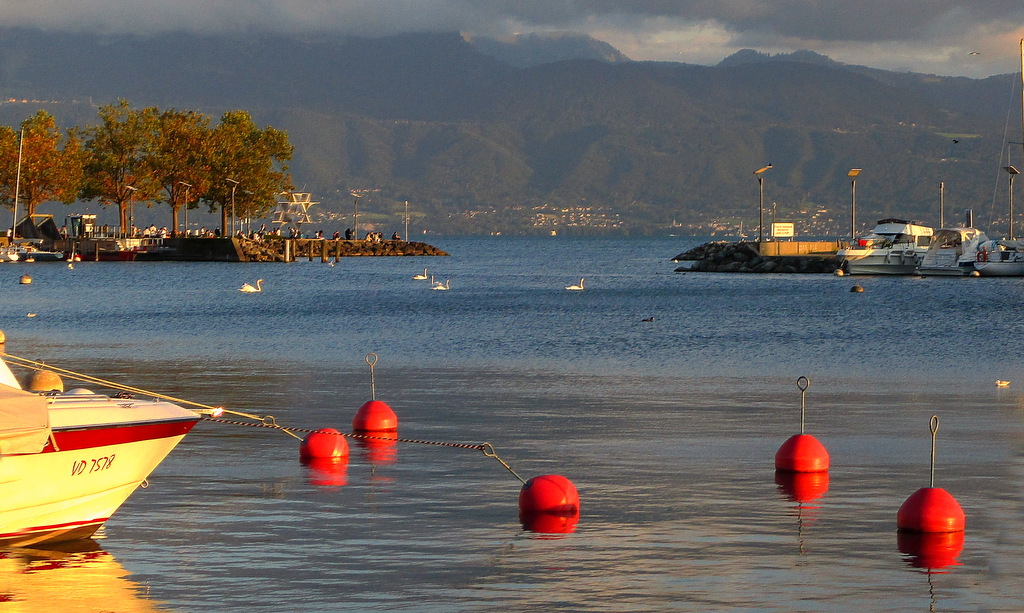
[
  {"x1": 673, "y1": 241, "x2": 840, "y2": 273},
  {"x1": 58, "y1": 237, "x2": 449, "y2": 262},
  {"x1": 239, "y1": 238, "x2": 448, "y2": 262}
]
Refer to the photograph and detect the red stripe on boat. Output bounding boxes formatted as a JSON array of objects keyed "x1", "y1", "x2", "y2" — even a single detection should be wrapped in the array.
[
  {"x1": 49, "y1": 418, "x2": 199, "y2": 452},
  {"x1": 0, "y1": 517, "x2": 108, "y2": 541}
]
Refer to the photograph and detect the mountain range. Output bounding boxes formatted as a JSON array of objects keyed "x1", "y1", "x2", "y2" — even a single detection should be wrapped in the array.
[{"x1": 0, "y1": 28, "x2": 1018, "y2": 236}]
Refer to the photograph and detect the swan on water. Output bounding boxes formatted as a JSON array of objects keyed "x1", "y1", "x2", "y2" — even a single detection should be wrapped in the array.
[
  {"x1": 565, "y1": 278, "x2": 584, "y2": 291},
  {"x1": 240, "y1": 279, "x2": 264, "y2": 293},
  {"x1": 431, "y1": 279, "x2": 450, "y2": 290},
  {"x1": 413, "y1": 268, "x2": 428, "y2": 280}
]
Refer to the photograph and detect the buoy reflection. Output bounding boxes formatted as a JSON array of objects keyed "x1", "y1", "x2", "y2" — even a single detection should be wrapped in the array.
[
  {"x1": 519, "y1": 509, "x2": 580, "y2": 535},
  {"x1": 775, "y1": 470, "x2": 829, "y2": 504},
  {"x1": 355, "y1": 431, "x2": 398, "y2": 465},
  {"x1": 304, "y1": 457, "x2": 349, "y2": 488},
  {"x1": 897, "y1": 530, "x2": 964, "y2": 572}
]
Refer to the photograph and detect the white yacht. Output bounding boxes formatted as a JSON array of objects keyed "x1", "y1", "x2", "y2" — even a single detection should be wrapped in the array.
[
  {"x1": 918, "y1": 226, "x2": 989, "y2": 276},
  {"x1": 974, "y1": 239, "x2": 1024, "y2": 276},
  {"x1": 837, "y1": 219, "x2": 933, "y2": 275}
]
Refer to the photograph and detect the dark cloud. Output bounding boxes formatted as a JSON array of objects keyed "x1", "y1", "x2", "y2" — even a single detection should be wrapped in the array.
[{"x1": 0, "y1": 1, "x2": 1020, "y2": 76}]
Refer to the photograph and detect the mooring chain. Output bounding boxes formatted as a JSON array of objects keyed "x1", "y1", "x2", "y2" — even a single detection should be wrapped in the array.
[
  {"x1": 201, "y1": 415, "x2": 524, "y2": 481},
  {"x1": 0, "y1": 351, "x2": 527, "y2": 484}
]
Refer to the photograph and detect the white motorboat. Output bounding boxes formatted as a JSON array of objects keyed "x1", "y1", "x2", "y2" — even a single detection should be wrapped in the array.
[
  {"x1": 837, "y1": 218, "x2": 933, "y2": 275},
  {"x1": 13, "y1": 242, "x2": 64, "y2": 262},
  {"x1": 0, "y1": 247, "x2": 20, "y2": 262},
  {"x1": 973, "y1": 239, "x2": 1024, "y2": 276},
  {"x1": 918, "y1": 226, "x2": 989, "y2": 276},
  {"x1": 0, "y1": 357, "x2": 203, "y2": 546}
]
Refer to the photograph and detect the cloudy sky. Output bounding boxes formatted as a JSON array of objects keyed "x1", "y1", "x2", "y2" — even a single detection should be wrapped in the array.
[{"x1": 5, "y1": 1, "x2": 1023, "y2": 77}]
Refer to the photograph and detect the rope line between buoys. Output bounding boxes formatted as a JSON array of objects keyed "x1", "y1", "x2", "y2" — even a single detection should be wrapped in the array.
[
  {"x1": 202, "y1": 416, "x2": 524, "y2": 481},
  {"x1": 0, "y1": 351, "x2": 527, "y2": 483}
]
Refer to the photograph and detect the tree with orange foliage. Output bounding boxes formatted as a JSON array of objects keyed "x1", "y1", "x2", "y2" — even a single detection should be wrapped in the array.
[{"x1": 0, "y1": 110, "x2": 84, "y2": 221}]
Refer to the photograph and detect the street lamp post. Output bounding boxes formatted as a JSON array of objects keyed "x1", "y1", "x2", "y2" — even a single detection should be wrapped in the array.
[
  {"x1": 848, "y1": 168, "x2": 862, "y2": 240},
  {"x1": 405, "y1": 200, "x2": 409, "y2": 242},
  {"x1": 125, "y1": 186, "x2": 137, "y2": 238},
  {"x1": 939, "y1": 181, "x2": 945, "y2": 229},
  {"x1": 753, "y1": 164, "x2": 772, "y2": 243},
  {"x1": 352, "y1": 193, "x2": 361, "y2": 239},
  {"x1": 1005, "y1": 166, "x2": 1019, "y2": 240},
  {"x1": 226, "y1": 178, "x2": 239, "y2": 237},
  {"x1": 178, "y1": 181, "x2": 192, "y2": 236}
]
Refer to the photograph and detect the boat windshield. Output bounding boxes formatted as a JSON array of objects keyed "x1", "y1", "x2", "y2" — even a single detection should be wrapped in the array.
[{"x1": 933, "y1": 229, "x2": 963, "y2": 249}]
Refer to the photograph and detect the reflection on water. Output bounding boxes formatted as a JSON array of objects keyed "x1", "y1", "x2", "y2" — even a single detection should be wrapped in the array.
[
  {"x1": 4, "y1": 238, "x2": 1024, "y2": 610},
  {"x1": 897, "y1": 530, "x2": 965, "y2": 572},
  {"x1": 0, "y1": 539, "x2": 164, "y2": 612}
]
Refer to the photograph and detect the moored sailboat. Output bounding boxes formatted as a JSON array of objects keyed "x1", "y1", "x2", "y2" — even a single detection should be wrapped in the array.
[{"x1": 975, "y1": 39, "x2": 1024, "y2": 277}]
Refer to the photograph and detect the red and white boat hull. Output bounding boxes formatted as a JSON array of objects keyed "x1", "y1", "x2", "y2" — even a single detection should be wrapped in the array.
[{"x1": 0, "y1": 384, "x2": 199, "y2": 546}]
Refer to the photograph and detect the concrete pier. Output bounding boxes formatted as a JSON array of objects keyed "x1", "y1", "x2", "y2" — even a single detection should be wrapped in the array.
[{"x1": 673, "y1": 241, "x2": 841, "y2": 273}]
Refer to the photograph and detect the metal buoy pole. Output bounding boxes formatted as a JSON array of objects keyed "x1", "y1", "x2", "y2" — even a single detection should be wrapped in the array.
[
  {"x1": 366, "y1": 353, "x2": 377, "y2": 401},
  {"x1": 929, "y1": 415, "x2": 939, "y2": 488},
  {"x1": 797, "y1": 376, "x2": 810, "y2": 435}
]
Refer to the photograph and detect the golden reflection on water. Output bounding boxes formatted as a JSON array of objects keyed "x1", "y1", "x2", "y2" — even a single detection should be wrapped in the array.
[{"x1": 0, "y1": 539, "x2": 162, "y2": 612}]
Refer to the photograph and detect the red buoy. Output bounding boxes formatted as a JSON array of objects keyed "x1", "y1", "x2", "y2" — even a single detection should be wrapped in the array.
[
  {"x1": 775, "y1": 434, "x2": 830, "y2": 472},
  {"x1": 897, "y1": 530, "x2": 964, "y2": 570},
  {"x1": 299, "y1": 428, "x2": 349, "y2": 462},
  {"x1": 775, "y1": 470, "x2": 829, "y2": 503},
  {"x1": 351, "y1": 353, "x2": 399, "y2": 432},
  {"x1": 519, "y1": 474, "x2": 579, "y2": 515},
  {"x1": 897, "y1": 487, "x2": 965, "y2": 533},
  {"x1": 775, "y1": 377, "x2": 830, "y2": 472},
  {"x1": 352, "y1": 400, "x2": 398, "y2": 432},
  {"x1": 897, "y1": 416, "x2": 965, "y2": 533}
]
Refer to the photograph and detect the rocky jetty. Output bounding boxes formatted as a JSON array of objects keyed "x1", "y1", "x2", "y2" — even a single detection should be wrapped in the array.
[
  {"x1": 240, "y1": 238, "x2": 448, "y2": 262},
  {"x1": 673, "y1": 241, "x2": 840, "y2": 274}
]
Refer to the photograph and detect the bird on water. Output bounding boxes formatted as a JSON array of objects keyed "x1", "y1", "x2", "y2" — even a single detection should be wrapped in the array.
[
  {"x1": 566, "y1": 278, "x2": 584, "y2": 291},
  {"x1": 240, "y1": 279, "x2": 264, "y2": 293}
]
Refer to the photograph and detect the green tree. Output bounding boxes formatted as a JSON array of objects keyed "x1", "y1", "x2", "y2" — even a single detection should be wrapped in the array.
[
  {"x1": 148, "y1": 108, "x2": 212, "y2": 235},
  {"x1": 0, "y1": 110, "x2": 84, "y2": 219},
  {"x1": 205, "y1": 111, "x2": 293, "y2": 235},
  {"x1": 80, "y1": 100, "x2": 160, "y2": 234}
]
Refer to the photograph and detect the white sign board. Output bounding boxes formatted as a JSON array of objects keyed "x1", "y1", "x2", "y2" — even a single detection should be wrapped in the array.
[{"x1": 772, "y1": 222, "x2": 794, "y2": 238}]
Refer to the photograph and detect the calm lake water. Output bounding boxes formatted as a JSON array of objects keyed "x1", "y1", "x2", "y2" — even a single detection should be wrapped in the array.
[{"x1": 3, "y1": 236, "x2": 1024, "y2": 611}]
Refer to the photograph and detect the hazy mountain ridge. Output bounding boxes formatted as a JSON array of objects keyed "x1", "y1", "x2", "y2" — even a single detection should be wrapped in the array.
[{"x1": 0, "y1": 28, "x2": 1016, "y2": 235}]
